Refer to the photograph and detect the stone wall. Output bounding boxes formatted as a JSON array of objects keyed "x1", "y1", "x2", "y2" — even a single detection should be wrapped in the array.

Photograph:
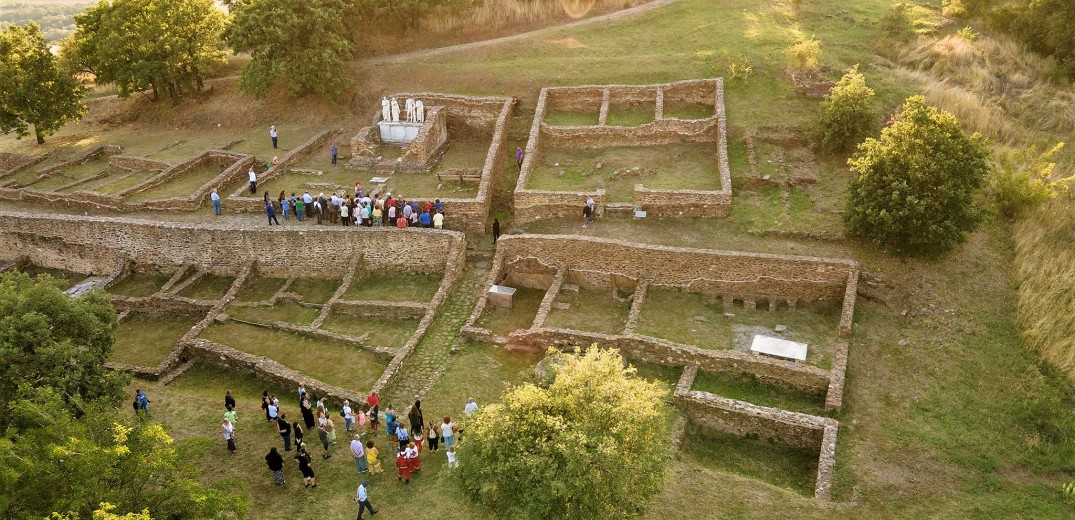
[
  {"x1": 399, "y1": 106, "x2": 448, "y2": 168},
  {"x1": 0, "y1": 152, "x2": 45, "y2": 178},
  {"x1": 515, "y1": 79, "x2": 731, "y2": 224},
  {"x1": 227, "y1": 129, "x2": 340, "y2": 200},
  {"x1": 0, "y1": 212, "x2": 462, "y2": 278},
  {"x1": 109, "y1": 155, "x2": 172, "y2": 173}
]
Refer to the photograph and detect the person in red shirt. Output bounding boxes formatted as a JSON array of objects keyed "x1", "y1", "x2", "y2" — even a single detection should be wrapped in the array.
[
  {"x1": 366, "y1": 392, "x2": 380, "y2": 432},
  {"x1": 396, "y1": 216, "x2": 407, "y2": 228}
]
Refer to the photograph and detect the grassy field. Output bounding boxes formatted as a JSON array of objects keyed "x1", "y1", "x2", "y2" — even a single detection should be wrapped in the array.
[
  {"x1": 692, "y1": 369, "x2": 827, "y2": 416},
  {"x1": 111, "y1": 313, "x2": 202, "y2": 367},
  {"x1": 543, "y1": 288, "x2": 632, "y2": 334},
  {"x1": 234, "y1": 276, "x2": 288, "y2": 302},
  {"x1": 474, "y1": 286, "x2": 545, "y2": 335},
  {"x1": 288, "y1": 278, "x2": 341, "y2": 304},
  {"x1": 125, "y1": 164, "x2": 226, "y2": 202},
  {"x1": 319, "y1": 314, "x2": 420, "y2": 350},
  {"x1": 108, "y1": 272, "x2": 171, "y2": 297},
  {"x1": 226, "y1": 302, "x2": 321, "y2": 327},
  {"x1": 343, "y1": 273, "x2": 443, "y2": 302},
  {"x1": 177, "y1": 274, "x2": 235, "y2": 300}
]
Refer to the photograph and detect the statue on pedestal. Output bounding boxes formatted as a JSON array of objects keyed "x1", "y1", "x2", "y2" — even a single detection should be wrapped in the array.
[
  {"x1": 405, "y1": 98, "x2": 415, "y2": 122},
  {"x1": 381, "y1": 97, "x2": 390, "y2": 122},
  {"x1": 390, "y1": 98, "x2": 400, "y2": 122},
  {"x1": 415, "y1": 100, "x2": 425, "y2": 123}
]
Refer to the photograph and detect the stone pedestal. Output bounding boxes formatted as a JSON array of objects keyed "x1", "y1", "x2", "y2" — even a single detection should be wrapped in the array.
[
  {"x1": 488, "y1": 285, "x2": 517, "y2": 309},
  {"x1": 378, "y1": 120, "x2": 423, "y2": 145}
]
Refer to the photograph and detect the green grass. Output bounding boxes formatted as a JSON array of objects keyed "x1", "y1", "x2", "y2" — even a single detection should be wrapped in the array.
[
  {"x1": 544, "y1": 110, "x2": 600, "y2": 126},
  {"x1": 28, "y1": 160, "x2": 111, "y2": 191},
  {"x1": 635, "y1": 287, "x2": 840, "y2": 369},
  {"x1": 379, "y1": 171, "x2": 480, "y2": 199},
  {"x1": 431, "y1": 137, "x2": 492, "y2": 171},
  {"x1": 663, "y1": 102, "x2": 713, "y2": 120},
  {"x1": 630, "y1": 360, "x2": 687, "y2": 388},
  {"x1": 543, "y1": 289, "x2": 631, "y2": 335},
  {"x1": 681, "y1": 423, "x2": 819, "y2": 497},
  {"x1": 419, "y1": 341, "x2": 543, "y2": 422},
  {"x1": 125, "y1": 164, "x2": 226, "y2": 202},
  {"x1": 319, "y1": 313, "x2": 421, "y2": 349},
  {"x1": 287, "y1": 278, "x2": 340, "y2": 304},
  {"x1": 527, "y1": 142, "x2": 720, "y2": 202},
  {"x1": 692, "y1": 369, "x2": 826, "y2": 416},
  {"x1": 226, "y1": 302, "x2": 320, "y2": 327},
  {"x1": 108, "y1": 272, "x2": 171, "y2": 298},
  {"x1": 200, "y1": 322, "x2": 386, "y2": 391},
  {"x1": 233, "y1": 277, "x2": 287, "y2": 303},
  {"x1": 111, "y1": 313, "x2": 201, "y2": 367},
  {"x1": 475, "y1": 287, "x2": 545, "y2": 335},
  {"x1": 178, "y1": 274, "x2": 235, "y2": 300},
  {"x1": 605, "y1": 103, "x2": 655, "y2": 126},
  {"x1": 342, "y1": 273, "x2": 443, "y2": 302},
  {"x1": 95, "y1": 170, "x2": 159, "y2": 195}
]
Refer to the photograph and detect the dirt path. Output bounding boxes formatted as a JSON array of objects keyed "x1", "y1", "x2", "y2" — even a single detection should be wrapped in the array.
[{"x1": 365, "y1": 0, "x2": 678, "y2": 65}]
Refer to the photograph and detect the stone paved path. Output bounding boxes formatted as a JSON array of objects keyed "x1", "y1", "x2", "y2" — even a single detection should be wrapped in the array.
[{"x1": 381, "y1": 261, "x2": 489, "y2": 405}]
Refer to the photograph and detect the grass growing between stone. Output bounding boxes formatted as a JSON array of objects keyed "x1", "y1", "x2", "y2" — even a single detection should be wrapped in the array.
[
  {"x1": 125, "y1": 164, "x2": 226, "y2": 202},
  {"x1": 663, "y1": 102, "x2": 713, "y2": 120},
  {"x1": 343, "y1": 273, "x2": 443, "y2": 302},
  {"x1": 527, "y1": 142, "x2": 720, "y2": 202},
  {"x1": 234, "y1": 276, "x2": 287, "y2": 302},
  {"x1": 419, "y1": 341, "x2": 544, "y2": 421},
  {"x1": 288, "y1": 278, "x2": 340, "y2": 304},
  {"x1": 605, "y1": 103, "x2": 655, "y2": 126},
  {"x1": 681, "y1": 422, "x2": 819, "y2": 497},
  {"x1": 178, "y1": 274, "x2": 235, "y2": 300},
  {"x1": 543, "y1": 110, "x2": 600, "y2": 126},
  {"x1": 431, "y1": 137, "x2": 492, "y2": 171},
  {"x1": 200, "y1": 322, "x2": 386, "y2": 391},
  {"x1": 226, "y1": 303, "x2": 320, "y2": 326},
  {"x1": 108, "y1": 272, "x2": 171, "y2": 297},
  {"x1": 692, "y1": 369, "x2": 826, "y2": 416},
  {"x1": 544, "y1": 288, "x2": 631, "y2": 334},
  {"x1": 475, "y1": 286, "x2": 545, "y2": 335},
  {"x1": 25, "y1": 159, "x2": 112, "y2": 191},
  {"x1": 320, "y1": 314, "x2": 420, "y2": 349},
  {"x1": 111, "y1": 313, "x2": 202, "y2": 367}
]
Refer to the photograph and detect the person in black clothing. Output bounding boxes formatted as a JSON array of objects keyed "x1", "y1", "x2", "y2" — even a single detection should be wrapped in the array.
[
  {"x1": 278, "y1": 413, "x2": 292, "y2": 451},
  {"x1": 295, "y1": 443, "x2": 317, "y2": 488},
  {"x1": 225, "y1": 390, "x2": 236, "y2": 411},
  {"x1": 492, "y1": 218, "x2": 501, "y2": 243},
  {"x1": 301, "y1": 397, "x2": 315, "y2": 429},
  {"x1": 262, "y1": 391, "x2": 271, "y2": 421},
  {"x1": 293, "y1": 420, "x2": 304, "y2": 451},
  {"x1": 266, "y1": 447, "x2": 285, "y2": 485},
  {"x1": 407, "y1": 400, "x2": 424, "y2": 437}
]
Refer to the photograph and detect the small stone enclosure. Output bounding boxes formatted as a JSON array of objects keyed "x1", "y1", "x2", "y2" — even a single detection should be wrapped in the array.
[{"x1": 514, "y1": 79, "x2": 732, "y2": 223}]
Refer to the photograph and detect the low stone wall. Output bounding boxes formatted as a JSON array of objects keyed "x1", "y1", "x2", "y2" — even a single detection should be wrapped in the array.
[
  {"x1": 0, "y1": 152, "x2": 46, "y2": 178},
  {"x1": 400, "y1": 107, "x2": 448, "y2": 168},
  {"x1": 0, "y1": 212, "x2": 462, "y2": 278},
  {"x1": 633, "y1": 185, "x2": 731, "y2": 217},
  {"x1": 109, "y1": 155, "x2": 172, "y2": 173},
  {"x1": 332, "y1": 299, "x2": 428, "y2": 320},
  {"x1": 539, "y1": 117, "x2": 717, "y2": 149},
  {"x1": 34, "y1": 145, "x2": 123, "y2": 179},
  {"x1": 513, "y1": 189, "x2": 606, "y2": 225},
  {"x1": 226, "y1": 129, "x2": 340, "y2": 200}
]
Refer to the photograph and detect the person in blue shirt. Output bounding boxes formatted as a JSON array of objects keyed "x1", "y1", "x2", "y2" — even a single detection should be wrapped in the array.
[
  {"x1": 355, "y1": 480, "x2": 377, "y2": 519},
  {"x1": 418, "y1": 211, "x2": 432, "y2": 228},
  {"x1": 266, "y1": 200, "x2": 280, "y2": 226},
  {"x1": 136, "y1": 389, "x2": 150, "y2": 418}
]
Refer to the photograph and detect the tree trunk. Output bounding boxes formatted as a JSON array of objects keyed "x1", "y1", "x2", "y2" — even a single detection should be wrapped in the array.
[
  {"x1": 167, "y1": 82, "x2": 179, "y2": 106},
  {"x1": 35, "y1": 127, "x2": 44, "y2": 144},
  {"x1": 196, "y1": 75, "x2": 204, "y2": 92},
  {"x1": 151, "y1": 83, "x2": 159, "y2": 101}
]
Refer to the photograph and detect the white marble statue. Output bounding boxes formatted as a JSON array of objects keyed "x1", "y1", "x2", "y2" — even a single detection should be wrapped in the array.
[
  {"x1": 390, "y1": 98, "x2": 400, "y2": 122},
  {"x1": 381, "y1": 97, "x2": 390, "y2": 122},
  {"x1": 405, "y1": 98, "x2": 415, "y2": 122},
  {"x1": 415, "y1": 100, "x2": 425, "y2": 123}
]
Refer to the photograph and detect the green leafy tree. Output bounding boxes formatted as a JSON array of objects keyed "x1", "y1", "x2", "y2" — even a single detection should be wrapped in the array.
[
  {"x1": 996, "y1": 0, "x2": 1075, "y2": 78},
  {"x1": 51, "y1": 502, "x2": 153, "y2": 520},
  {"x1": 992, "y1": 142, "x2": 1073, "y2": 218},
  {"x1": 818, "y1": 65, "x2": 878, "y2": 153},
  {"x1": 63, "y1": 0, "x2": 227, "y2": 104},
  {"x1": 0, "y1": 23, "x2": 86, "y2": 144},
  {"x1": 0, "y1": 393, "x2": 247, "y2": 519},
  {"x1": 225, "y1": 0, "x2": 354, "y2": 98},
  {"x1": 0, "y1": 271, "x2": 123, "y2": 426},
  {"x1": 454, "y1": 347, "x2": 669, "y2": 519},
  {"x1": 845, "y1": 95, "x2": 989, "y2": 256}
]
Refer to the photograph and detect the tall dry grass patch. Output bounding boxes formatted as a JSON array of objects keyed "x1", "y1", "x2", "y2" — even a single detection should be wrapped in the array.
[
  {"x1": 424, "y1": 0, "x2": 637, "y2": 33},
  {"x1": 1014, "y1": 198, "x2": 1075, "y2": 378}
]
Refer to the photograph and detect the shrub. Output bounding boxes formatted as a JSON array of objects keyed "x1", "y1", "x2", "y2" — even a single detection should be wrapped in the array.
[
  {"x1": 723, "y1": 51, "x2": 753, "y2": 81},
  {"x1": 785, "y1": 38, "x2": 820, "y2": 72},
  {"x1": 818, "y1": 65, "x2": 878, "y2": 153},
  {"x1": 991, "y1": 142, "x2": 1072, "y2": 218},
  {"x1": 881, "y1": 2, "x2": 915, "y2": 41},
  {"x1": 845, "y1": 95, "x2": 989, "y2": 256}
]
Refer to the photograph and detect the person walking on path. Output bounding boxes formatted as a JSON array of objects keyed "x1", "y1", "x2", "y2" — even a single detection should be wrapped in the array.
[
  {"x1": 295, "y1": 443, "x2": 317, "y2": 488},
  {"x1": 266, "y1": 200, "x2": 280, "y2": 226},
  {"x1": 355, "y1": 480, "x2": 377, "y2": 519},
  {"x1": 330, "y1": 143, "x2": 338, "y2": 165},
  {"x1": 278, "y1": 413, "x2": 292, "y2": 451},
  {"x1": 492, "y1": 218, "x2": 501, "y2": 243},
  {"x1": 516, "y1": 146, "x2": 524, "y2": 169},
  {"x1": 211, "y1": 189, "x2": 222, "y2": 215},
  {"x1": 265, "y1": 447, "x2": 285, "y2": 486},
  {"x1": 221, "y1": 418, "x2": 236, "y2": 453},
  {"x1": 350, "y1": 435, "x2": 368, "y2": 473},
  {"x1": 225, "y1": 390, "x2": 236, "y2": 411},
  {"x1": 248, "y1": 168, "x2": 257, "y2": 194},
  {"x1": 270, "y1": 125, "x2": 278, "y2": 149}
]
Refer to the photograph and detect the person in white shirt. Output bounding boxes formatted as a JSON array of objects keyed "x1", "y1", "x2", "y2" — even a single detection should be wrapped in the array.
[
  {"x1": 350, "y1": 436, "x2": 368, "y2": 473},
  {"x1": 267, "y1": 402, "x2": 279, "y2": 422},
  {"x1": 342, "y1": 400, "x2": 353, "y2": 432},
  {"x1": 269, "y1": 125, "x2": 278, "y2": 149},
  {"x1": 355, "y1": 480, "x2": 376, "y2": 519},
  {"x1": 210, "y1": 189, "x2": 222, "y2": 215},
  {"x1": 446, "y1": 446, "x2": 458, "y2": 468},
  {"x1": 440, "y1": 416, "x2": 456, "y2": 449},
  {"x1": 464, "y1": 398, "x2": 478, "y2": 417},
  {"x1": 433, "y1": 211, "x2": 444, "y2": 229},
  {"x1": 248, "y1": 168, "x2": 257, "y2": 194},
  {"x1": 221, "y1": 418, "x2": 236, "y2": 453}
]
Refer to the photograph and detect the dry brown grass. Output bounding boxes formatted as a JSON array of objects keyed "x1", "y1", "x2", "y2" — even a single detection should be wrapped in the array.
[{"x1": 424, "y1": 0, "x2": 636, "y2": 33}]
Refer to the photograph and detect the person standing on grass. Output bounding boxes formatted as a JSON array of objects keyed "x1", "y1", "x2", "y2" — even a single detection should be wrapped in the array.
[
  {"x1": 351, "y1": 434, "x2": 368, "y2": 473},
  {"x1": 427, "y1": 420, "x2": 440, "y2": 453},
  {"x1": 367, "y1": 391, "x2": 380, "y2": 432},
  {"x1": 301, "y1": 396, "x2": 315, "y2": 429},
  {"x1": 266, "y1": 199, "x2": 280, "y2": 226},
  {"x1": 324, "y1": 414, "x2": 338, "y2": 445},
  {"x1": 224, "y1": 404, "x2": 238, "y2": 430},
  {"x1": 210, "y1": 189, "x2": 222, "y2": 215},
  {"x1": 297, "y1": 383, "x2": 307, "y2": 406},
  {"x1": 492, "y1": 218, "x2": 501, "y2": 243},
  {"x1": 293, "y1": 419, "x2": 304, "y2": 451},
  {"x1": 339, "y1": 202, "x2": 349, "y2": 226},
  {"x1": 464, "y1": 397, "x2": 478, "y2": 417},
  {"x1": 265, "y1": 447, "x2": 285, "y2": 486},
  {"x1": 136, "y1": 389, "x2": 150, "y2": 418},
  {"x1": 516, "y1": 146, "x2": 524, "y2": 169},
  {"x1": 270, "y1": 125, "x2": 278, "y2": 149},
  {"x1": 356, "y1": 480, "x2": 377, "y2": 519},
  {"x1": 342, "y1": 400, "x2": 354, "y2": 433},
  {"x1": 395, "y1": 422, "x2": 410, "y2": 453},
  {"x1": 221, "y1": 417, "x2": 236, "y2": 453},
  {"x1": 407, "y1": 400, "x2": 424, "y2": 439},
  {"x1": 278, "y1": 412, "x2": 292, "y2": 451},
  {"x1": 295, "y1": 443, "x2": 317, "y2": 488},
  {"x1": 262, "y1": 391, "x2": 271, "y2": 421},
  {"x1": 317, "y1": 421, "x2": 332, "y2": 459},
  {"x1": 225, "y1": 390, "x2": 236, "y2": 410},
  {"x1": 441, "y1": 416, "x2": 456, "y2": 450},
  {"x1": 248, "y1": 168, "x2": 257, "y2": 194},
  {"x1": 330, "y1": 143, "x2": 338, "y2": 165},
  {"x1": 295, "y1": 194, "x2": 305, "y2": 221}
]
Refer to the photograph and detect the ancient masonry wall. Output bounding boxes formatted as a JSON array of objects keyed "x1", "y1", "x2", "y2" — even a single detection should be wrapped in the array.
[
  {"x1": 399, "y1": 106, "x2": 449, "y2": 168},
  {"x1": 0, "y1": 152, "x2": 46, "y2": 178},
  {"x1": 225, "y1": 128, "x2": 342, "y2": 207},
  {"x1": 0, "y1": 212, "x2": 460, "y2": 278},
  {"x1": 514, "y1": 79, "x2": 732, "y2": 224}
]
